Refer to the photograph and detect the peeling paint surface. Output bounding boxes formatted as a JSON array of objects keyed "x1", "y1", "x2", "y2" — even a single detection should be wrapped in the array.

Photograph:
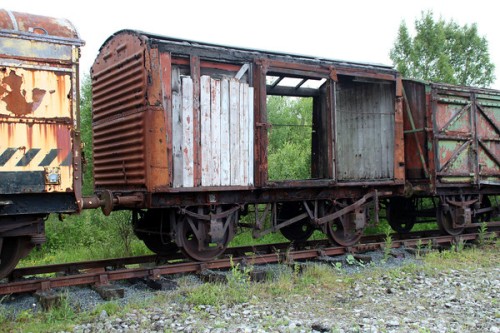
[
  {"x1": 434, "y1": 86, "x2": 500, "y2": 184},
  {"x1": 0, "y1": 67, "x2": 71, "y2": 118},
  {"x1": 0, "y1": 122, "x2": 73, "y2": 193}
]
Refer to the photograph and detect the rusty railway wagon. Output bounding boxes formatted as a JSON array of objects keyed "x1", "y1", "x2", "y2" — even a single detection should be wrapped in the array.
[
  {"x1": 1, "y1": 10, "x2": 499, "y2": 278},
  {"x1": 0, "y1": 10, "x2": 84, "y2": 277},
  {"x1": 86, "y1": 30, "x2": 408, "y2": 261},
  {"x1": 88, "y1": 31, "x2": 499, "y2": 262},
  {"x1": 385, "y1": 80, "x2": 500, "y2": 234}
]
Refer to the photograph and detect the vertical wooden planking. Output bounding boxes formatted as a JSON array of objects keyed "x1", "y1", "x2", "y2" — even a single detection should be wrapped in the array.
[
  {"x1": 229, "y1": 78, "x2": 240, "y2": 185},
  {"x1": 171, "y1": 67, "x2": 183, "y2": 188},
  {"x1": 248, "y1": 87, "x2": 254, "y2": 185},
  {"x1": 200, "y1": 75, "x2": 211, "y2": 186},
  {"x1": 211, "y1": 79, "x2": 222, "y2": 186},
  {"x1": 182, "y1": 77, "x2": 194, "y2": 187},
  {"x1": 240, "y1": 83, "x2": 249, "y2": 185},
  {"x1": 190, "y1": 56, "x2": 201, "y2": 186},
  {"x1": 220, "y1": 79, "x2": 231, "y2": 185}
]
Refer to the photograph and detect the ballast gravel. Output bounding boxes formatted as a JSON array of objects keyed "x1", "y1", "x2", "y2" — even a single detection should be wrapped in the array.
[{"x1": 2, "y1": 247, "x2": 499, "y2": 333}]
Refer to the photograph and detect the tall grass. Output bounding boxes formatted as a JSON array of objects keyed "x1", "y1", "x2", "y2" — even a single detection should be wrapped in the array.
[{"x1": 20, "y1": 210, "x2": 150, "y2": 267}]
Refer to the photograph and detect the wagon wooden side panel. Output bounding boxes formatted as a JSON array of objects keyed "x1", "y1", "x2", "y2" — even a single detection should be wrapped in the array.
[{"x1": 432, "y1": 84, "x2": 500, "y2": 187}]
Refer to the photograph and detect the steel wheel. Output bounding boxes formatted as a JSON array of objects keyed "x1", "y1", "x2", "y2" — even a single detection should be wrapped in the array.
[
  {"x1": 176, "y1": 214, "x2": 235, "y2": 262},
  {"x1": 134, "y1": 209, "x2": 178, "y2": 256},
  {"x1": 437, "y1": 206, "x2": 465, "y2": 236},
  {"x1": 0, "y1": 237, "x2": 30, "y2": 279},
  {"x1": 387, "y1": 197, "x2": 416, "y2": 233},
  {"x1": 278, "y1": 203, "x2": 314, "y2": 242},
  {"x1": 325, "y1": 201, "x2": 364, "y2": 247},
  {"x1": 326, "y1": 217, "x2": 363, "y2": 246},
  {"x1": 280, "y1": 222, "x2": 315, "y2": 242}
]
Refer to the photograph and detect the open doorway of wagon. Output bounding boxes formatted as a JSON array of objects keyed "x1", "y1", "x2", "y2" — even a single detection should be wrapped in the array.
[{"x1": 266, "y1": 75, "x2": 328, "y2": 181}]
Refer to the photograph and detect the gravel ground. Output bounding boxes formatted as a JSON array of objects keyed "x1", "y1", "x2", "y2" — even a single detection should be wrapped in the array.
[{"x1": 2, "y1": 247, "x2": 499, "y2": 333}]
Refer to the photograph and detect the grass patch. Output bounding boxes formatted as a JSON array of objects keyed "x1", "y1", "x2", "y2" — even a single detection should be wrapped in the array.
[
  {"x1": 423, "y1": 244, "x2": 499, "y2": 272},
  {"x1": 20, "y1": 210, "x2": 151, "y2": 268},
  {"x1": 1, "y1": 293, "x2": 84, "y2": 332}
]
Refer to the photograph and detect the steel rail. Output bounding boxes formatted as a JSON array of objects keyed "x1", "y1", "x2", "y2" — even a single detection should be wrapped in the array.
[
  {"x1": 1, "y1": 230, "x2": 497, "y2": 296},
  {"x1": 7, "y1": 229, "x2": 446, "y2": 279}
]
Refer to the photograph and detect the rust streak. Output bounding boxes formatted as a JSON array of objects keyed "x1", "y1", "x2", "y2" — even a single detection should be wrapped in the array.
[{"x1": 1, "y1": 70, "x2": 46, "y2": 115}]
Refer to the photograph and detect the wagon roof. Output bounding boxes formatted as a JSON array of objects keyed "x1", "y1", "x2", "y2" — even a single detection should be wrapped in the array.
[
  {"x1": 100, "y1": 29, "x2": 397, "y2": 76},
  {"x1": 0, "y1": 9, "x2": 84, "y2": 45}
]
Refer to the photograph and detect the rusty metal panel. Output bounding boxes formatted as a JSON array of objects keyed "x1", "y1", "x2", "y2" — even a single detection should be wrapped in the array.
[
  {"x1": 92, "y1": 112, "x2": 146, "y2": 186},
  {"x1": 476, "y1": 93, "x2": 500, "y2": 184},
  {"x1": 159, "y1": 52, "x2": 173, "y2": 187},
  {"x1": 433, "y1": 85, "x2": 500, "y2": 185},
  {"x1": 402, "y1": 80, "x2": 429, "y2": 180},
  {"x1": 434, "y1": 91, "x2": 472, "y2": 183},
  {"x1": 0, "y1": 10, "x2": 82, "y2": 62},
  {"x1": 0, "y1": 36, "x2": 74, "y2": 61},
  {"x1": 0, "y1": 9, "x2": 80, "y2": 39},
  {"x1": 0, "y1": 122, "x2": 73, "y2": 193},
  {"x1": 92, "y1": 32, "x2": 148, "y2": 190},
  {"x1": 0, "y1": 67, "x2": 72, "y2": 118},
  {"x1": 336, "y1": 80, "x2": 395, "y2": 181},
  {"x1": 393, "y1": 77, "x2": 405, "y2": 182},
  {"x1": 0, "y1": 10, "x2": 82, "y2": 199}
]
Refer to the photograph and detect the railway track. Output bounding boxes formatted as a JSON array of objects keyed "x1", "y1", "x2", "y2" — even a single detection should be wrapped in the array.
[{"x1": 0, "y1": 230, "x2": 497, "y2": 296}]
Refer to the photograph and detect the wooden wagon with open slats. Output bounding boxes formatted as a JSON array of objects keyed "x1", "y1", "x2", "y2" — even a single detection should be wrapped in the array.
[{"x1": 88, "y1": 30, "x2": 406, "y2": 260}]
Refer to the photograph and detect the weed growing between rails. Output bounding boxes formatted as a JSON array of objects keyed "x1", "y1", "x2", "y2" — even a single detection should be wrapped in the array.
[
  {"x1": 476, "y1": 221, "x2": 498, "y2": 248},
  {"x1": 185, "y1": 258, "x2": 255, "y2": 307},
  {"x1": 382, "y1": 227, "x2": 393, "y2": 263}
]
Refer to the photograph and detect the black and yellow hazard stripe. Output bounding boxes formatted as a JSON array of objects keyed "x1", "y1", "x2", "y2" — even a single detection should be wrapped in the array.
[{"x1": 0, "y1": 148, "x2": 71, "y2": 168}]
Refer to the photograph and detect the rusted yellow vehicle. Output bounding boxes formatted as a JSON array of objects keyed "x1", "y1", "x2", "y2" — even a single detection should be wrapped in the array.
[{"x1": 0, "y1": 9, "x2": 84, "y2": 277}]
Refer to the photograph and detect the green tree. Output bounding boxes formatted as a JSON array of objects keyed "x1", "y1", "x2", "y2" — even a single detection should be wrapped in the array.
[
  {"x1": 267, "y1": 96, "x2": 312, "y2": 180},
  {"x1": 390, "y1": 11, "x2": 495, "y2": 87},
  {"x1": 79, "y1": 74, "x2": 93, "y2": 195}
]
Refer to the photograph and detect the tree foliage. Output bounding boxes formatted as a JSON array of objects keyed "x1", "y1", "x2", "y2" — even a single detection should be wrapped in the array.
[
  {"x1": 267, "y1": 96, "x2": 312, "y2": 180},
  {"x1": 390, "y1": 11, "x2": 495, "y2": 87},
  {"x1": 79, "y1": 74, "x2": 93, "y2": 195}
]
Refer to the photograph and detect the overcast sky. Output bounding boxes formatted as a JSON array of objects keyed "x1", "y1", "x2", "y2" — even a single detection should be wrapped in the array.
[{"x1": 3, "y1": 0, "x2": 499, "y2": 89}]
